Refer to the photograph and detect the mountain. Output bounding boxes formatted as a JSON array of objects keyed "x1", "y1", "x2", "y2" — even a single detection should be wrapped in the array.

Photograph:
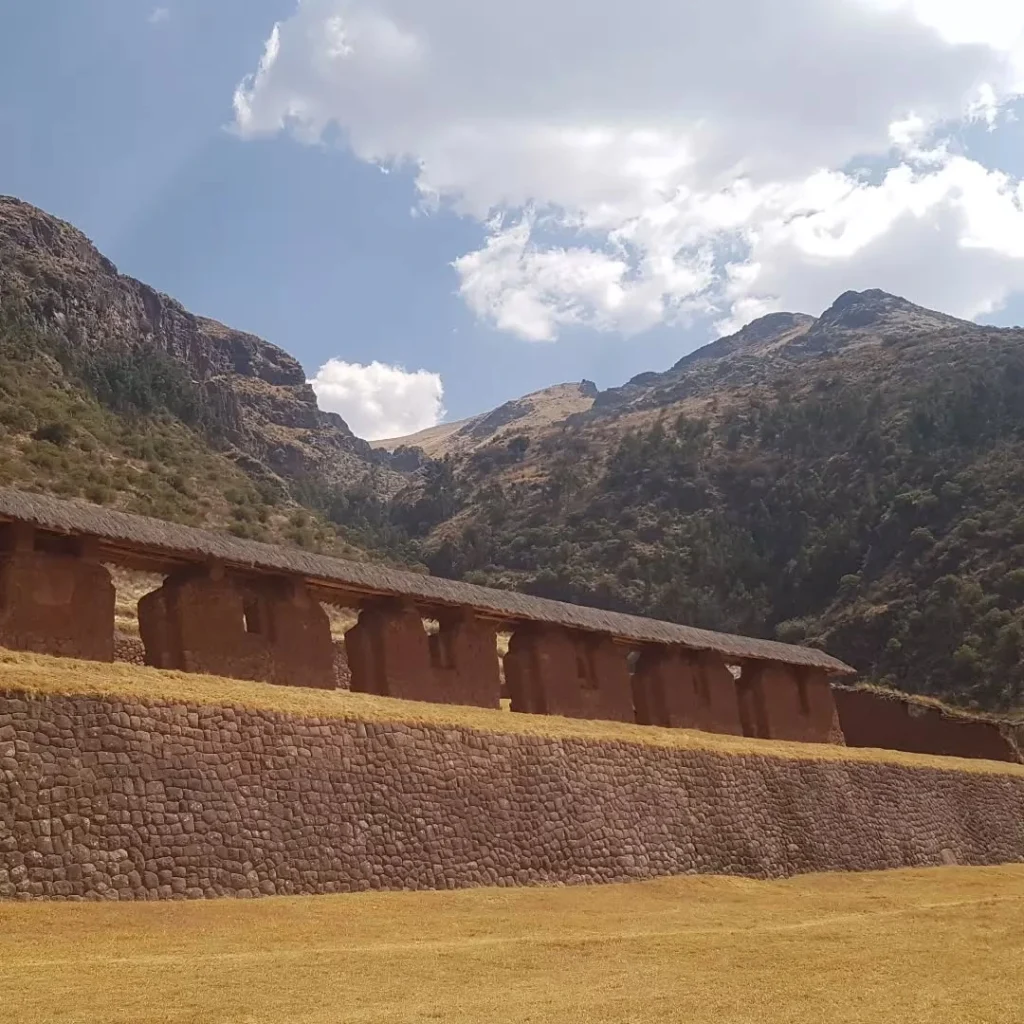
[
  {"x1": 372, "y1": 381, "x2": 598, "y2": 458},
  {"x1": 0, "y1": 196, "x2": 409, "y2": 558},
  {"x1": 3, "y1": 193, "x2": 1023, "y2": 716},
  {"x1": 388, "y1": 290, "x2": 1024, "y2": 715}
]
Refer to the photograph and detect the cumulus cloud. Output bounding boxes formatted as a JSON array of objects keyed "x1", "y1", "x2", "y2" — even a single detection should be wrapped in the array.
[
  {"x1": 235, "y1": 0, "x2": 1024, "y2": 339},
  {"x1": 309, "y1": 359, "x2": 445, "y2": 440}
]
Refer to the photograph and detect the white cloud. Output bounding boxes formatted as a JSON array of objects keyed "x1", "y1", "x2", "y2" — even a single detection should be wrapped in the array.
[
  {"x1": 310, "y1": 359, "x2": 445, "y2": 440},
  {"x1": 148, "y1": 7, "x2": 170, "y2": 25},
  {"x1": 235, "y1": 0, "x2": 1024, "y2": 339}
]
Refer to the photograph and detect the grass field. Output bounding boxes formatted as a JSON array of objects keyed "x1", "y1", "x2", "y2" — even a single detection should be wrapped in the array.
[{"x1": 1, "y1": 865, "x2": 1022, "y2": 1023}]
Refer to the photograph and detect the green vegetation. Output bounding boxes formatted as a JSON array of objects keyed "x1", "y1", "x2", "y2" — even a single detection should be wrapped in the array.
[
  {"x1": 402, "y1": 332, "x2": 1024, "y2": 715},
  {"x1": 2, "y1": 865, "x2": 1022, "y2": 1023},
  {"x1": 0, "y1": 307, "x2": 362, "y2": 556}
]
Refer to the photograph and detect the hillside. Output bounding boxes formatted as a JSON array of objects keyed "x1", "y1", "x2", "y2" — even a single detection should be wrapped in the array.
[
  {"x1": 0, "y1": 196, "x2": 412, "y2": 559},
  {"x1": 4, "y1": 195, "x2": 1024, "y2": 715},
  {"x1": 372, "y1": 381, "x2": 598, "y2": 458},
  {"x1": 390, "y1": 290, "x2": 1024, "y2": 714}
]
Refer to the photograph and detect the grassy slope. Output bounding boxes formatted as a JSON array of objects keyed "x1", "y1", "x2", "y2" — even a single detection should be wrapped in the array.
[
  {"x1": 2, "y1": 650, "x2": 1022, "y2": 776},
  {"x1": 2, "y1": 865, "x2": 1022, "y2": 1023}
]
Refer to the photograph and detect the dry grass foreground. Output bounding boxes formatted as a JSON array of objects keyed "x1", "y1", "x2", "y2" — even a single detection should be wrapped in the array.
[
  {"x1": 1, "y1": 865, "x2": 1022, "y2": 1023},
  {"x1": 1, "y1": 648, "x2": 1023, "y2": 776}
]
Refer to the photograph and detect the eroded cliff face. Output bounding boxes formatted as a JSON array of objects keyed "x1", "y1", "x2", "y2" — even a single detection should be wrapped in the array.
[{"x1": 0, "y1": 196, "x2": 399, "y2": 492}]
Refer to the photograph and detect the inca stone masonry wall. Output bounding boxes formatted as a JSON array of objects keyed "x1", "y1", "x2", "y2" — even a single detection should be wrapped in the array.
[{"x1": 1, "y1": 691, "x2": 1022, "y2": 901}]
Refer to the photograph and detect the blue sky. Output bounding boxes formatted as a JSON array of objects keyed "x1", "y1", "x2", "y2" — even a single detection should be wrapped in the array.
[{"x1": 4, "y1": 1, "x2": 1024, "y2": 438}]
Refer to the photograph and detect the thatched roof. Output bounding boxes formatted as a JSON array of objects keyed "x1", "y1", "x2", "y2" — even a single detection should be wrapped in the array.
[{"x1": 0, "y1": 488, "x2": 854, "y2": 674}]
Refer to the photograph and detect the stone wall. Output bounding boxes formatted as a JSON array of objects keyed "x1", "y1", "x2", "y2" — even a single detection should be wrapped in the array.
[
  {"x1": 113, "y1": 633, "x2": 146, "y2": 666},
  {"x1": 1, "y1": 690, "x2": 1021, "y2": 901},
  {"x1": 834, "y1": 688, "x2": 1022, "y2": 764}
]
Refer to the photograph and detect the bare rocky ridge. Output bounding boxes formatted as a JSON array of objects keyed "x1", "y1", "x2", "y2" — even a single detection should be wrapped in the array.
[
  {"x1": 0, "y1": 196, "x2": 401, "y2": 494},
  {"x1": 372, "y1": 381, "x2": 598, "y2": 458},
  {"x1": 380, "y1": 289, "x2": 983, "y2": 453}
]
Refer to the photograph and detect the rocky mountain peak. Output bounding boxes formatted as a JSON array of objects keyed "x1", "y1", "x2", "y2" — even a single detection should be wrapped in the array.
[{"x1": 802, "y1": 289, "x2": 971, "y2": 350}]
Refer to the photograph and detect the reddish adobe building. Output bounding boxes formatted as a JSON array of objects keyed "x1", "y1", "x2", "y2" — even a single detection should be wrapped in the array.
[
  {"x1": 346, "y1": 601, "x2": 502, "y2": 708},
  {"x1": 0, "y1": 522, "x2": 114, "y2": 662},
  {"x1": 504, "y1": 626, "x2": 635, "y2": 723},
  {"x1": 138, "y1": 566, "x2": 335, "y2": 689},
  {"x1": 0, "y1": 487, "x2": 879, "y2": 751},
  {"x1": 632, "y1": 648, "x2": 744, "y2": 735}
]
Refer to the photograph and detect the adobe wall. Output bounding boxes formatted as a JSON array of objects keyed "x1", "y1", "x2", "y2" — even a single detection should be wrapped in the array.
[
  {"x1": 505, "y1": 627, "x2": 635, "y2": 722},
  {"x1": 834, "y1": 688, "x2": 1022, "y2": 764},
  {"x1": 346, "y1": 602, "x2": 501, "y2": 708},
  {"x1": 429, "y1": 612, "x2": 502, "y2": 709},
  {"x1": 0, "y1": 690, "x2": 1021, "y2": 901},
  {"x1": 0, "y1": 548, "x2": 114, "y2": 663},
  {"x1": 633, "y1": 649, "x2": 743, "y2": 735},
  {"x1": 739, "y1": 663, "x2": 845, "y2": 745},
  {"x1": 138, "y1": 570, "x2": 334, "y2": 690}
]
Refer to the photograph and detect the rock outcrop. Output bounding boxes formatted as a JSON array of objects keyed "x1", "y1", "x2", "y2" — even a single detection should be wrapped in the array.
[{"x1": 0, "y1": 196, "x2": 400, "y2": 493}]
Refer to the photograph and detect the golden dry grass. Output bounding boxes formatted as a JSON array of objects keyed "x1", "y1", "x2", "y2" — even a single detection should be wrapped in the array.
[
  {"x1": 1, "y1": 648, "x2": 1022, "y2": 777},
  {"x1": 1, "y1": 865, "x2": 1022, "y2": 1023}
]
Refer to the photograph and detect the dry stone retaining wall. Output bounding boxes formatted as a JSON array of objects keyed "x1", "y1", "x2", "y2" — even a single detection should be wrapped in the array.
[{"x1": 1, "y1": 691, "x2": 1022, "y2": 901}]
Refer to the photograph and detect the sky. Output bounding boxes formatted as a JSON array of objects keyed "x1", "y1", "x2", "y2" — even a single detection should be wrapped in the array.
[{"x1": 3, "y1": 2, "x2": 1024, "y2": 439}]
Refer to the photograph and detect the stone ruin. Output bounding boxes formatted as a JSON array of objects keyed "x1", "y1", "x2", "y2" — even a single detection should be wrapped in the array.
[{"x1": 0, "y1": 487, "x2": 854, "y2": 746}]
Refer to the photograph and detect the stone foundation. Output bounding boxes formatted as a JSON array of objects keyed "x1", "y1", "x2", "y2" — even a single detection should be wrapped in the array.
[
  {"x1": 0, "y1": 691, "x2": 1021, "y2": 901},
  {"x1": 113, "y1": 633, "x2": 146, "y2": 666}
]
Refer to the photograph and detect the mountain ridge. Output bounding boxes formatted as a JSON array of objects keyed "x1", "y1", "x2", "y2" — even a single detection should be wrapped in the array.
[
  {"x1": 0, "y1": 195, "x2": 401, "y2": 494},
  {"x1": 3, "y1": 194, "x2": 1024, "y2": 717}
]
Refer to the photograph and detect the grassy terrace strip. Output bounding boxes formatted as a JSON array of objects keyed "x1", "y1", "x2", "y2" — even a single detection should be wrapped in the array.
[{"x1": 2, "y1": 649, "x2": 1022, "y2": 777}]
